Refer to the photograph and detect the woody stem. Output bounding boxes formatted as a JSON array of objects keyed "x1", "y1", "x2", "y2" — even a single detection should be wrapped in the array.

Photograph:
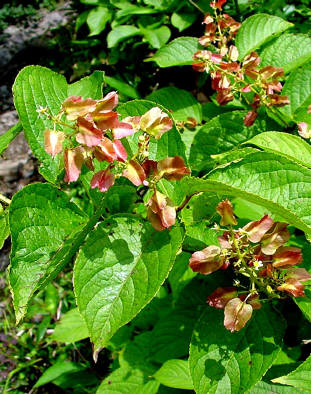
[{"x1": 176, "y1": 193, "x2": 198, "y2": 212}]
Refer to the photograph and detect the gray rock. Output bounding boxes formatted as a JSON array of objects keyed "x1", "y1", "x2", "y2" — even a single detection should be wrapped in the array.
[
  {"x1": 0, "y1": 2, "x2": 72, "y2": 70},
  {"x1": 0, "y1": 110, "x2": 33, "y2": 187}
]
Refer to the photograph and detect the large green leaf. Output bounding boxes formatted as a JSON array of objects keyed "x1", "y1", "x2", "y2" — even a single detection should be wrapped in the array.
[
  {"x1": 235, "y1": 14, "x2": 293, "y2": 60},
  {"x1": 250, "y1": 381, "x2": 304, "y2": 393},
  {"x1": 181, "y1": 151, "x2": 311, "y2": 240},
  {"x1": 96, "y1": 367, "x2": 159, "y2": 393},
  {"x1": 273, "y1": 355, "x2": 311, "y2": 392},
  {"x1": 147, "y1": 87, "x2": 202, "y2": 123},
  {"x1": 146, "y1": 87, "x2": 201, "y2": 159},
  {"x1": 104, "y1": 75, "x2": 140, "y2": 99},
  {"x1": 13, "y1": 66, "x2": 67, "y2": 182},
  {"x1": 168, "y1": 252, "x2": 196, "y2": 301},
  {"x1": 9, "y1": 183, "x2": 105, "y2": 324},
  {"x1": 117, "y1": 99, "x2": 186, "y2": 161},
  {"x1": 189, "y1": 111, "x2": 271, "y2": 171},
  {"x1": 146, "y1": 37, "x2": 200, "y2": 67},
  {"x1": 0, "y1": 121, "x2": 23, "y2": 155},
  {"x1": 68, "y1": 70, "x2": 105, "y2": 99},
  {"x1": 260, "y1": 34, "x2": 311, "y2": 73},
  {"x1": 280, "y1": 64, "x2": 311, "y2": 125},
  {"x1": 154, "y1": 359, "x2": 194, "y2": 390},
  {"x1": 51, "y1": 308, "x2": 89, "y2": 343},
  {"x1": 119, "y1": 331, "x2": 157, "y2": 375},
  {"x1": 13, "y1": 66, "x2": 105, "y2": 183},
  {"x1": 148, "y1": 277, "x2": 215, "y2": 364},
  {"x1": 143, "y1": 26, "x2": 171, "y2": 49},
  {"x1": 107, "y1": 25, "x2": 141, "y2": 48},
  {"x1": 34, "y1": 361, "x2": 86, "y2": 388},
  {"x1": 74, "y1": 215, "x2": 183, "y2": 354},
  {"x1": 87, "y1": 6, "x2": 111, "y2": 36},
  {"x1": 246, "y1": 131, "x2": 311, "y2": 169},
  {"x1": 189, "y1": 305, "x2": 285, "y2": 393},
  {"x1": 294, "y1": 288, "x2": 311, "y2": 323},
  {"x1": 171, "y1": 11, "x2": 197, "y2": 32}
]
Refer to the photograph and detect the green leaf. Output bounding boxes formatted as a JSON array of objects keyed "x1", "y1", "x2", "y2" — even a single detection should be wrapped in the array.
[
  {"x1": 147, "y1": 87, "x2": 202, "y2": 123},
  {"x1": 146, "y1": 37, "x2": 200, "y2": 67},
  {"x1": 51, "y1": 308, "x2": 89, "y2": 343},
  {"x1": 104, "y1": 75, "x2": 140, "y2": 99},
  {"x1": 235, "y1": 14, "x2": 293, "y2": 60},
  {"x1": 168, "y1": 252, "x2": 196, "y2": 301},
  {"x1": 87, "y1": 6, "x2": 111, "y2": 36},
  {"x1": 202, "y1": 101, "x2": 244, "y2": 122},
  {"x1": 146, "y1": 87, "x2": 201, "y2": 160},
  {"x1": 250, "y1": 381, "x2": 304, "y2": 393},
  {"x1": 181, "y1": 150, "x2": 311, "y2": 241},
  {"x1": 280, "y1": 64, "x2": 311, "y2": 125},
  {"x1": 9, "y1": 183, "x2": 105, "y2": 324},
  {"x1": 107, "y1": 25, "x2": 141, "y2": 48},
  {"x1": 189, "y1": 111, "x2": 270, "y2": 171},
  {"x1": 120, "y1": 331, "x2": 157, "y2": 375},
  {"x1": 96, "y1": 367, "x2": 158, "y2": 393},
  {"x1": 143, "y1": 26, "x2": 171, "y2": 49},
  {"x1": 102, "y1": 185, "x2": 137, "y2": 214},
  {"x1": 117, "y1": 99, "x2": 186, "y2": 161},
  {"x1": 68, "y1": 70, "x2": 105, "y2": 99},
  {"x1": 132, "y1": 287, "x2": 172, "y2": 330},
  {"x1": 0, "y1": 206, "x2": 9, "y2": 250},
  {"x1": 0, "y1": 121, "x2": 23, "y2": 155},
  {"x1": 149, "y1": 278, "x2": 208, "y2": 364},
  {"x1": 12, "y1": 66, "x2": 67, "y2": 183},
  {"x1": 12, "y1": 66, "x2": 105, "y2": 183},
  {"x1": 189, "y1": 305, "x2": 285, "y2": 393},
  {"x1": 74, "y1": 215, "x2": 183, "y2": 354},
  {"x1": 260, "y1": 34, "x2": 311, "y2": 73},
  {"x1": 294, "y1": 288, "x2": 311, "y2": 323},
  {"x1": 154, "y1": 359, "x2": 194, "y2": 390},
  {"x1": 171, "y1": 12, "x2": 197, "y2": 32},
  {"x1": 273, "y1": 355, "x2": 311, "y2": 392},
  {"x1": 184, "y1": 223, "x2": 220, "y2": 251},
  {"x1": 245, "y1": 131, "x2": 311, "y2": 169},
  {"x1": 34, "y1": 361, "x2": 85, "y2": 388},
  {"x1": 116, "y1": 4, "x2": 157, "y2": 17}
]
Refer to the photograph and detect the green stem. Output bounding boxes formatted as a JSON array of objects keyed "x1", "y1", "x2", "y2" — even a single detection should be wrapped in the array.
[
  {"x1": 230, "y1": 228, "x2": 269, "y2": 296},
  {"x1": 209, "y1": 62, "x2": 290, "y2": 128},
  {"x1": 0, "y1": 193, "x2": 11, "y2": 205},
  {"x1": 188, "y1": 0, "x2": 205, "y2": 14},
  {"x1": 52, "y1": 117, "x2": 76, "y2": 130},
  {"x1": 4, "y1": 358, "x2": 42, "y2": 392},
  {"x1": 233, "y1": 0, "x2": 240, "y2": 20}
]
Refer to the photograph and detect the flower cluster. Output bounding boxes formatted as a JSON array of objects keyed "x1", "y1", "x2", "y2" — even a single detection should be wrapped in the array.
[
  {"x1": 297, "y1": 105, "x2": 311, "y2": 139},
  {"x1": 41, "y1": 91, "x2": 190, "y2": 231},
  {"x1": 193, "y1": 0, "x2": 289, "y2": 126},
  {"x1": 189, "y1": 199, "x2": 311, "y2": 332}
]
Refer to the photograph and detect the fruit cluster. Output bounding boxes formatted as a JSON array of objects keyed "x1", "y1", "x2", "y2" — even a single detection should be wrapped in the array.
[{"x1": 189, "y1": 199, "x2": 310, "y2": 332}]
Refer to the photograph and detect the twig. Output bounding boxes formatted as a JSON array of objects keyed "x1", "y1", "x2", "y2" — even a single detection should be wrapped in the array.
[
  {"x1": 177, "y1": 193, "x2": 198, "y2": 212},
  {"x1": 188, "y1": 0, "x2": 205, "y2": 14}
]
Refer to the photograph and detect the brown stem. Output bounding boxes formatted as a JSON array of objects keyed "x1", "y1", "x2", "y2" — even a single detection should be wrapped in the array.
[{"x1": 177, "y1": 193, "x2": 198, "y2": 212}]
